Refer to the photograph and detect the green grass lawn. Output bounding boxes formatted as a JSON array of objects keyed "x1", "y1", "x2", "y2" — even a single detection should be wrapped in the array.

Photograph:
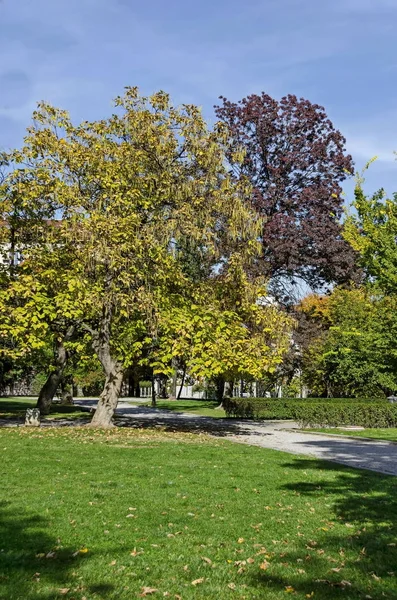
[
  {"x1": 308, "y1": 427, "x2": 397, "y2": 443},
  {"x1": 1, "y1": 427, "x2": 396, "y2": 599},
  {"x1": 0, "y1": 397, "x2": 89, "y2": 421},
  {"x1": 140, "y1": 399, "x2": 227, "y2": 418}
]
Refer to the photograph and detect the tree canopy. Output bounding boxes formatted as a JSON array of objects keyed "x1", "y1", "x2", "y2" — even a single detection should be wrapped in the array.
[
  {"x1": 0, "y1": 88, "x2": 293, "y2": 424},
  {"x1": 215, "y1": 93, "x2": 357, "y2": 294}
]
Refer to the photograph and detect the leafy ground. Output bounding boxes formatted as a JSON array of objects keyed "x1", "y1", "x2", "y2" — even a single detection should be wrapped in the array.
[
  {"x1": 308, "y1": 428, "x2": 397, "y2": 443},
  {"x1": 0, "y1": 397, "x2": 89, "y2": 421},
  {"x1": 140, "y1": 399, "x2": 227, "y2": 418},
  {"x1": 1, "y1": 427, "x2": 396, "y2": 599}
]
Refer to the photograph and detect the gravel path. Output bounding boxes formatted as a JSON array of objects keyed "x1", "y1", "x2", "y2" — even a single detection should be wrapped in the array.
[{"x1": 75, "y1": 400, "x2": 397, "y2": 476}]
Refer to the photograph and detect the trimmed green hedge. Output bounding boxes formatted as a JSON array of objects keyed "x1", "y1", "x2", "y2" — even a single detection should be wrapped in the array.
[{"x1": 223, "y1": 397, "x2": 397, "y2": 428}]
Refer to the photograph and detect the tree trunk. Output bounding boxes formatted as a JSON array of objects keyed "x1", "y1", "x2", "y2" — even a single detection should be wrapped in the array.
[
  {"x1": 36, "y1": 332, "x2": 73, "y2": 415},
  {"x1": 127, "y1": 369, "x2": 135, "y2": 398},
  {"x1": 158, "y1": 375, "x2": 168, "y2": 399},
  {"x1": 60, "y1": 379, "x2": 74, "y2": 405},
  {"x1": 170, "y1": 360, "x2": 177, "y2": 399},
  {"x1": 91, "y1": 362, "x2": 124, "y2": 427},
  {"x1": 214, "y1": 375, "x2": 225, "y2": 408},
  {"x1": 36, "y1": 370, "x2": 63, "y2": 415},
  {"x1": 151, "y1": 370, "x2": 156, "y2": 407},
  {"x1": 177, "y1": 365, "x2": 186, "y2": 399},
  {"x1": 86, "y1": 302, "x2": 124, "y2": 427}
]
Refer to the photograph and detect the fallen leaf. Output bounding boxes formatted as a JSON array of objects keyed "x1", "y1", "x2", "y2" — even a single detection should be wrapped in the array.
[
  {"x1": 191, "y1": 578, "x2": 204, "y2": 585},
  {"x1": 59, "y1": 589, "x2": 70, "y2": 595},
  {"x1": 140, "y1": 586, "x2": 158, "y2": 596},
  {"x1": 201, "y1": 556, "x2": 212, "y2": 565},
  {"x1": 228, "y1": 583, "x2": 236, "y2": 590},
  {"x1": 72, "y1": 548, "x2": 88, "y2": 557},
  {"x1": 285, "y1": 586, "x2": 295, "y2": 593},
  {"x1": 237, "y1": 538, "x2": 245, "y2": 544},
  {"x1": 259, "y1": 560, "x2": 270, "y2": 570},
  {"x1": 247, "y1": 557, "x2": 255, "y2": 564}
]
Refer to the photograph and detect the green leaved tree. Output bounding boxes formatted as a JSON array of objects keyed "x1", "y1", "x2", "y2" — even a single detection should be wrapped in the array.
[{"x1": 2, "y1": 88, "x2": 273, "y2": 426}]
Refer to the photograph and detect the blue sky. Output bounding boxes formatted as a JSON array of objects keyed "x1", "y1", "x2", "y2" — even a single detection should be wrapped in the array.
[{"x1": 0, "y1": 0, "x2": 396, "y2": 198}]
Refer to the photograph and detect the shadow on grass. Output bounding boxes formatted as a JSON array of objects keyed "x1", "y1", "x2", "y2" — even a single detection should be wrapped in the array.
[
  {"x1": 0, "y1": 500, "x2": 109, "y2": 600},
  {"x1": 250, "y1": 459, "x2": 397, "y2": 599},
  {"x1": 0, "y1": 398, "x2": 90, "y2": 427}
]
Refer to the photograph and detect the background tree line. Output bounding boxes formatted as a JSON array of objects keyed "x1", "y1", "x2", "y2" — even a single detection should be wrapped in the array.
[{"x1": 1, "y1": 86, "x2": 393, "y2": 425}]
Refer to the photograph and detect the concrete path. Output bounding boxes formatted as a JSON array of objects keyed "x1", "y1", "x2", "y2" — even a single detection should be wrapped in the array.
[{"x1": 75, "y1": 400, "x2": 397, "y2": 476}]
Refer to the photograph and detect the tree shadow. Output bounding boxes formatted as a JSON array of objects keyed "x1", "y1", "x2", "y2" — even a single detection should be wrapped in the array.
[
  {"x1": 0, "y1": 500, "x2": 113, "y2": 599},
  {"x1": 249, "y1": 458, "x2": 397, "y2": 598}
]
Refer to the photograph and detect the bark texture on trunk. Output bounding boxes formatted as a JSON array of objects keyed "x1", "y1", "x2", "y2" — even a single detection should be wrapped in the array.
[
  {"x1": 86, "y1": 304, "x2": 124, "y2": 428},
  {"x1": 37, "y1": 370, "x2": 64, "y2": 415},
  {"x1": 36, "y1": 328, "x2": 74, "y2": 415},
  {"x1": 90, "y1": 362, "x2": 124, "y2": 427}
]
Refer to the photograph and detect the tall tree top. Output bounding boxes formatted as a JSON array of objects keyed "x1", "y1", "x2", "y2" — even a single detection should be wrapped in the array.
[{"x1": 215, "y1": 93, "x2": 357, "y2": 290}]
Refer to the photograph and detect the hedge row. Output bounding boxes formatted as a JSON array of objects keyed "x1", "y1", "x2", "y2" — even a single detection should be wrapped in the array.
[{"x1": 223, "y1": 397, "x2": 397, "y2": 428}]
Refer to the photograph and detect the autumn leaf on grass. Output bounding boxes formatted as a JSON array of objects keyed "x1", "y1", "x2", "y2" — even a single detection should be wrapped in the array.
[
  {"x1": 139, "y1": 586, "x2": 158, "y2": 596},
  {"x1": 259, "y1": 560, "x2": 270, "y2": 570},
  {"x1": 59, "y1": 589, "x2": 70, "y2": 595},
  {"x1": 72, "y1": 547, "x2": 88, "y2": 557},
  {"x1": 237, "y1": 538, "x2": 244, "y2": 544},
  {"x1": 191, "y1": 578, "x2": 205, "y2": 585},
  {"x1": 201, "y1": 556, "x2": 212, "y2": 565},
  {"x1": 285, "y1": 586, "x2": 295, "y2": 593}
]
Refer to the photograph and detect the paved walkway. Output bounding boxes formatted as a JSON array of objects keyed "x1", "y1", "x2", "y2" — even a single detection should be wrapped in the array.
[{"x1": 75, "y1": 400, "x2": 397, "y2": 476}]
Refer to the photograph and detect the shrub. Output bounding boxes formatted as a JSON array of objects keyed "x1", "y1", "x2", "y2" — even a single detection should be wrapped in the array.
[{"x1": 223, "y1": 397, "x2": 397, "y2": 427}]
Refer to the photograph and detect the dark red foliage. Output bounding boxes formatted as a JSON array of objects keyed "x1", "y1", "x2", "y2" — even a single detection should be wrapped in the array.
[{"x1": 215, "y1": 93, "x2": 357, "y2": 288}]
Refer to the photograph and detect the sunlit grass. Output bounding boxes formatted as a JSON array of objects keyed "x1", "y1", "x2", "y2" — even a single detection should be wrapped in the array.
[
  {"x1": 1, "y1": 426, "x2": 396, "y2": 599},
  {"x1": 308, "y1": 427, "x2": 397, "y2": 443},
  {"x1": 140, "y1": 399, "x2": 227, "y2": 418}
]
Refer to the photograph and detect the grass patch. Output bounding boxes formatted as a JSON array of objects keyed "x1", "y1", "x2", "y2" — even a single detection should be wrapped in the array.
[
  {"x1": 1, "y1": 427, "x2": 396, "y2": 599},
  {"x1": 140, "y1": 399, "x2": 227, "y2": 418},
  {"x1": 308, "y1": 427, "x2": 397, "y2": 443},
  {"x1": 0, "y1": 397, "x2": 89, "y2": 421}
]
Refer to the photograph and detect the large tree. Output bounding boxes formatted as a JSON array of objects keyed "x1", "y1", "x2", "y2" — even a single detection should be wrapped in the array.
[
  {"x1": 2, "y1": 88, "x2": 266, "y2": 426},
  {"x1": 215, "y1": 93, "x2": 357, "y2": 293}
]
